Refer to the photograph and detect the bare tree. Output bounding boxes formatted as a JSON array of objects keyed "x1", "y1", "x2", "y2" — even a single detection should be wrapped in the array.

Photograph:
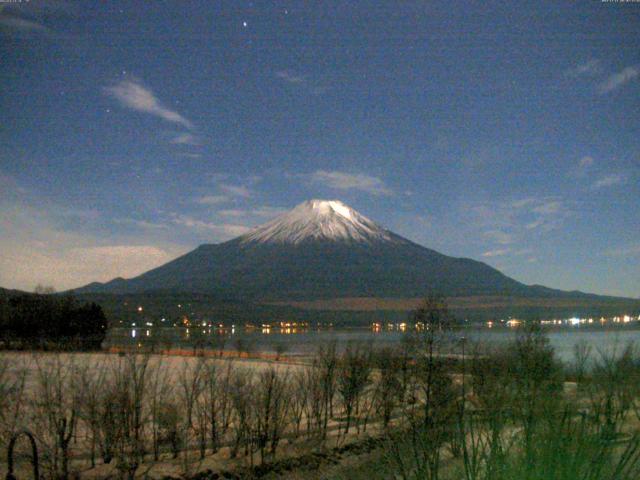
[
  {"x1": 0, "y1": 356, "x2": 29, "y2": 453},
  {"x1": 273, "y1": 342, "x2": 289, "y2": 361},
  {"x1": 234, "y1": 336, "x2": 255, "y2": 359},
  {"x1": 147, "y1": 356, "x2": 171, "y2": 461},
  {"x1": 337, "y1": 342, "x2": 371, "y2": 436},
  {"x1": 373, "y1": 347, "x2": 402, "y2": 429},
  {"x1": 289, "y1": 369, "x2": 308, "y2": 439},
  {"x1": 588, "y1": 342, "x2": 638, "y2": 430},
  {"x1": 199, "y1": 358, "x2": 233, "y2": 456},
  {"x1": 31, "y1": 354, "x2": 80, "y2": 480},
  {"x1": 229, "y1": 368, "x2": 254, "y2": 459},
  {"x1": 177, "y1": 358, "x2": 205, "y2": 437},
  {"x1": 303, "y1": 363, "x2": 324, "y2": 439},
  {"x1": 253, "y1": 367, "x2": 291, "y2": 463},
  {"x1": 391, "y1": 295, "x2": 457, "y2": 480},
  {"x1": 317, "y1": 341, "x2": 338, "y2": 440},
  {"x1": 77, "y1": 359, "x2": 109, "y2": 467},
  {"x1": 573, "y1": 340, "x2": 592, "y2": 386},
  {"x1": 217, "y1": 361, "x2": 235, "y2": 441},
  {"x1": 109, "y1": 353, "x2": 151, "y2": 480},
  {"x1": 157, "y1": 399, "x2": 181, "y2": 459},
  {"x1": 195, "y1": 359, "x2": 218, "y2": 458},
  {"x1": 211, "y1": 333, "x2": 228, "y2": 358}
]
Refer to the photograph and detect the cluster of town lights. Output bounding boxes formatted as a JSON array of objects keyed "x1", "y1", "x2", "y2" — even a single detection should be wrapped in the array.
[
  {"x1": 485, "y1": 315, "x2": 638, "y2": 328},
  {"x1": 128, "y1": 300, "x2": 638, "y2": 340}
]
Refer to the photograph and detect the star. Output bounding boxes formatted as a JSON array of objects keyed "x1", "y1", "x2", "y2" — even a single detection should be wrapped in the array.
[{"x1": 242, "y1": 21, "x2": 248, "y2": 28}]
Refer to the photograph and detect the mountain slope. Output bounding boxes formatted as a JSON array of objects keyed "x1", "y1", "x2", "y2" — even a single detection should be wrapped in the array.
[{"x1": 72, "y1": 200, "x2": 630, "y2": 302}]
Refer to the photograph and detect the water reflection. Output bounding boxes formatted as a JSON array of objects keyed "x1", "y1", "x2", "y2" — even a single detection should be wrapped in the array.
[
  {"x1": 110, "y1": 312, "x2": 640, "y2": 366},
  {"x1": 122, "y1": 314, "x2": 640, "y2": 346}
]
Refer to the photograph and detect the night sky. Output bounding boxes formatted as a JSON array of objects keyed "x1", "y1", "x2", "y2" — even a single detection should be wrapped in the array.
[{"x1": 1, "y1": 1, "x2": 638, "y2": 297}]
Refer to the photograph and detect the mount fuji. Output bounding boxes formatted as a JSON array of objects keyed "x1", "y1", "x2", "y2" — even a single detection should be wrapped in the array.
[{"x1": 74, "y1": 199, "x2": 627, "y2": 308}]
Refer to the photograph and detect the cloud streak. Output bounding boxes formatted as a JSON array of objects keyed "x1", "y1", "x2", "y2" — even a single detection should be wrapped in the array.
[
  {"x1": 170, "y1": 214, "x2": 251, "y2": 238},
  {"x1": 0, "y1": 199, "x2": 185, "y2": 290},
  {"x1": 592, "y1": 174, "x2": 624, "y2": 190},
  {"x1": 0, "y1": 13, "x2": 50, "y2": 33},
  {"x1": 218, "y1": 206, "x2": 286, "y2": 218},
  {"x1": 482, "y1": 248, "x2": 510, "y2": 258},
  {"x1": 275, "y1": 70, "x2": 306, "y2": 84},
  {"x1": 104, "y1": 79, "x2": 193, "y2": 128},
  {"x1": 565, "y1": 59, "x2": 602, "y2": 78},
  {"x1": 484, "y1": 230, "x2": 513, "y2": 245},
  {"x1": 220, "y1": 184, "x2": 251, "y2": 198},
  {"x1": 482, "y1": 247, "x2": 533, "y2": 258},
  {"x1": 275, "y1": 70, "x2": 330, "y2": 96},
  {"x1": 171, "y1": 132, "x2": 201, "y2": 145},
  {"x1": 467, "y1": 196, "x2": 572, "y2": 258},
  {"x1": 598, "y1": 66, "x2": 639, "y2": 94},
  {"x1": 604, "y1": 243, "x2": 640, "y2": 257},
  {"x1": 307, "y1": 170, "x2": 393, "y2": 196},
  {"x1": 195, "y1": 195, "x2": 229, "y2": 205}
]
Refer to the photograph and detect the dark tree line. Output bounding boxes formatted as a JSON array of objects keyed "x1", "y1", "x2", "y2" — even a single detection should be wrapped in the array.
[{"x1": 0, "y1": 292, "x2": 107, "y2": 349}]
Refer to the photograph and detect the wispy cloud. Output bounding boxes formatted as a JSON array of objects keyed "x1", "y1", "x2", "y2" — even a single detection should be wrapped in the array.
[
  {"x1": 592, "y1": 173, "x2": 624, "y2": 190},
  {"x1": 569, "y1": 155, "x2": 595, "y2": 179},
  {"x1": 307, "y1": 170, "x2": 393, "y2": 196},
  {"x1": 565, "y1": 59, "x2": 602, "y2": 78},
  {"x1": 0, "y1": 200, "x2": 184, "y2": 290},
  {"x1": 275, "y1": 70, "x2": 330, "y2": 95},
  {"x1": 525, "y1": 199, "x2": 570, "y2": 232},
  {"x1": 275, "y1": 70, "x2": 306, "y2": 84},
  {"x1": 170, "y1": 214, "x2": 251, "y2": 238},
  {"x1": 219, "y1": 206, "x2": 286, "y2": 218},
  {"x1": 66, "y1": 245, "x2": 177, "y2": 277},
  {"x1": 195, "y1": 195, "x2": 229, "y2": 205},
  {"x1": 604, "y1": 243, "x2": 640, "y2": 257},
  {"x1": 598, "y1": 66, "x2": 639, "y2": 94},
  {"x1": 532, "y1": 200, "x2": 562, "y2": 215},
  {"x1": 482, "y1": 248, "x2": 510, "y2": 258},
  {"x1": 525, "y1": 219, "x2": 544, "y2": 230},
  {"x1": 484, "y1": 230, "x2": 513, "y2": 245},
  {"x1": 220, "y1": 184, "x2": 251, "y2": 198},
  {"x1": 0, "y1": 12, "x2": 49, "y2": 33},
  {"x1": 171, "y1": 132, "x2": 201, "y2": 146},
  {"x1": 510, "y1": 198, "x2": 537, "y2": 209},
  {"x1": 218, "y1": 209, "x2": 245, "y2": 217},
  {"x1": 579, "y1": 156, "x2": 594, "y2": 168},
  {"x1": 194, "y1": 181, "x2": 254, "y2": 206},
  {"x1": 104, "y1": 79, "x2": 193, "y2": 128},
  {"x1": 482, "y1": 247, "x2": 533, "y2": 258},
  {"x1": 113, "y1": 218, "x2": 169, "y2": 230},
  {"x1": 468, "y1": 196, "x2": 572, "y2": 251}
]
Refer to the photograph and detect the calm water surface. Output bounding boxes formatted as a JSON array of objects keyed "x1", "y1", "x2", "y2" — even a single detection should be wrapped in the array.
[
  {"x1": 251, "y1": 328, "x2": 640, "y2": 363},
  {"x1": 112, "y1": 326, "x2": 640, "y2": 364}
]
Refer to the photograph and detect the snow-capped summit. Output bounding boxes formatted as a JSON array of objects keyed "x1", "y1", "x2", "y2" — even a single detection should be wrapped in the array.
[{"x1": 239, "y1": 199, "x2": 401, "y2": 244}]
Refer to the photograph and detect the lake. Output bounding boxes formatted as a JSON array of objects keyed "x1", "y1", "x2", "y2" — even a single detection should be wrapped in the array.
[{"x1": 109, "y1": 324, "x2": 640, "y2": 365}]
